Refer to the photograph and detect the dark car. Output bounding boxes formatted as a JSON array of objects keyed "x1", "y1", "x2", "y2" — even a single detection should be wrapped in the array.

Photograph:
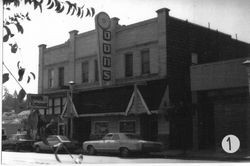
[
  {"x1": 2, "y1": 129, "x2": 7, "y2": 140},
  {"x1": 33, "y1": 135, "x2": 80, "y2": 153},
  {"x1": 2, "y1": 134, "x2": 35, "y2": 151}
]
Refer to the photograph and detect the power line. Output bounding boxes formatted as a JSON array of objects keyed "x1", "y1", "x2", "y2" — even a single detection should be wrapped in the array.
[{"x1": 2, "y1": 62, "x2": 25, "y2": 90}]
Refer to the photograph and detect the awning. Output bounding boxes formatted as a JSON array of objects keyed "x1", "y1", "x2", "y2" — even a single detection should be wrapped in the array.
[
  {"x1": 125, "y1": 85, "x2": 151, "y2": 115},
  {"x1": 75, "y1": 86, "x2": 134, "y2": 115},
  {"x1": 75, "y1": 79, "x2": 168, "y2": 116},
  {"x1": 61, "y1": 92, "x2": 79, "y2": 118}
]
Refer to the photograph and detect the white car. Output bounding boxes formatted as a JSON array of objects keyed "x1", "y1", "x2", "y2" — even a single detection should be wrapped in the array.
[{"x1": 83, "y1": 133, "x2": 163, "y2": 157}]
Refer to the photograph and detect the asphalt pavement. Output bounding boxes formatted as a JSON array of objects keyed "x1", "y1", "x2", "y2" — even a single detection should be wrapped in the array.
[{"x1": 1, "y1": 151, "x2": 223, "y2": 165}]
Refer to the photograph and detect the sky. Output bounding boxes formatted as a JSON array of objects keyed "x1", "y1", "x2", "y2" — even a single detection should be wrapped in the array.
[{"x1": 2, "y1": 0, "x2": 250, "y2": 95}]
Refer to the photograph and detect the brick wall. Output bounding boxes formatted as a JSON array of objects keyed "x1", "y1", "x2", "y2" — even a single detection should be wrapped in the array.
[
  {"x1": 158, "y1": 115, "x2": 170, "y2": 149},
  {"x1": 75, "y1": 31, "x2": 97, "y2": 58},
  {"x1": 75, "y1": 55, "x2": 97, "y2": 84},
  {"x1": 167, "y1": 17, "x2": 250, "y2": 103},
  {"x1": 166, "y1": 16, "x2": 249, "y2": 149},
  {"x1": 213, "y1": 93, "x2": 248, "y2": 152},
  {"x1": 116, "y1": 19, "x2": 158, "y2": 50},
  {"x1": 115, "y1": 43, "x2": 160, "y2": 79},
  {"x1": 44, "y1": 44, "x2": 69, "y2": 66},
  {"x1": 167, "y1": 17, "x2": 191, "y2": 103}
]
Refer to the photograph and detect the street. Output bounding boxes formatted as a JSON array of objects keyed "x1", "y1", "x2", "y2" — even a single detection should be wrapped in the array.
[{"x1": 2, "y1": 151, "x2": 222, "y2": 165}]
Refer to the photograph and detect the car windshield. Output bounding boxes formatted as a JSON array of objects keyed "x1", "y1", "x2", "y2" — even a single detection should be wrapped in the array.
[
  {"x1": 124, "y1": 133, "x2": 141, "y2": 140},
  {"x1": 17, "y1": 135, "x2": 32, "y2": 140}
]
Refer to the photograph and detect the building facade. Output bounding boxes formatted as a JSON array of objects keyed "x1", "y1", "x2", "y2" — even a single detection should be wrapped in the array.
[{"x1": 38, "y1": 8, "x2": 250, "y2": 151}]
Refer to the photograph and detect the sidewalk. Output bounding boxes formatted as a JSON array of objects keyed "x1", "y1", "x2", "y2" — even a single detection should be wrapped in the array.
[{"x1": 153, "y1": 149, "x2": 250, "y2": 161}]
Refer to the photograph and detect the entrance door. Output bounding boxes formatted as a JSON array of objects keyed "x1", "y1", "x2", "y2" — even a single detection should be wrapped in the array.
[
  {"x1": 73, "y1": 117, "x2": 91, "y2": 142},
  {"x1": 198, "y1": 93, "x2": 215, "y2": 149},
  {"x1": 58, "y1": 123, "x2": 66, "y2": 135},
  {"x1": 140, "y1": 114, "x2": 158, "y2": 141}
]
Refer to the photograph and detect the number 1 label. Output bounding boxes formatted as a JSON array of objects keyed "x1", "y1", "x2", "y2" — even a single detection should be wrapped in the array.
[{"x1": 222, "y1": 135, "x2": 240, "y2": 153}]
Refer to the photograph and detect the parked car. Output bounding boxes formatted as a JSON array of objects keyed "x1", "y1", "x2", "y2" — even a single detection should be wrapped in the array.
[
  {"x1": 2, "y1": 133, "x2": 35, "y2": 151},
  {"x1": 33, "y1": 135, "x2": 80, "y2": 153},
  {"x1": 2, "y1": 128, "x2": 7, "y2": 140},
  {"x1": 83, "y1": 133, "x2": 163, "y2": 157}
]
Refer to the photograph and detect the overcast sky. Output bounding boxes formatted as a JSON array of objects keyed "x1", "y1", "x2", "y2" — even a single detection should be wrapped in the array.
[{"x1": 2, "y1": 0, "x2": 250, "y2": 95}]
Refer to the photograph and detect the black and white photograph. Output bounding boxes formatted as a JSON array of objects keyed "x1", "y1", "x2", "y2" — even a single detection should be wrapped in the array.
[{"x1": 1, "y1": 0, "x2": 250, "y2": 165}]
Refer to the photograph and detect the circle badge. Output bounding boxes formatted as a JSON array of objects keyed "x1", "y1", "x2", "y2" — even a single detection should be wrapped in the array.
[
  {"x1": 97, "y1": 12, "x2": 111, "y2": 30},
  {"x1": 221, "y1": 134, "x2": 240, "y2": 153}
]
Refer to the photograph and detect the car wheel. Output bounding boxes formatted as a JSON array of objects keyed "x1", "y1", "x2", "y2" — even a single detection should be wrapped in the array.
[
  {"x1": 120, "y1": 147, "x2": 129, "y2": 157},
  {"x1": 87, "y1": 145, "x2": 96, "y2": 155},
  {"x1": 35, "y1": 146, "x2": 41, "y2": 153}
]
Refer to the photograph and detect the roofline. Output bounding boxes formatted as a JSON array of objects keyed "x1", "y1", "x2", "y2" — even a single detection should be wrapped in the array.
[
  {"x1": 78, "y1": 110, "x2": 158, "y2": 117},
  {"x1": 117, "y1": 18, "x2": 157, "y2": 32},
  {"x1": 44, "y1": 42, "x2": 69, "y2": 53},
  {"x1": 169, "y1": 16, "x2": 232, "y2": 38}
]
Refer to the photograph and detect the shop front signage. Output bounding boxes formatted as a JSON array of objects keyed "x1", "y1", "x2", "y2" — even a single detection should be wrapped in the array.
[
  {"x1": 27, "y1": 94, "x2": 48, "y2": 109},
  {"x1": 95, "y1": 12, "x2": 113, "y2": 86}
]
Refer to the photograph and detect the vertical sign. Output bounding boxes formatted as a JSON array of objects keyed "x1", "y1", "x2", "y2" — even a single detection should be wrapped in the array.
[{"x1": 95, "y1": 12, "x2": 112, "y2": 86}]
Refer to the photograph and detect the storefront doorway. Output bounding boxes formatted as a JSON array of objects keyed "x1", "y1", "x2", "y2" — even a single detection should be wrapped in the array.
[
  {"x1": 140, "y1": 114, "x2": 158, "y2": 141},
  {"x1": 198, "y1": 92, "x2": 215, "y2": 149},
  {"x1": 73, "y1": 117, "x2": 91, "y2": 142}
]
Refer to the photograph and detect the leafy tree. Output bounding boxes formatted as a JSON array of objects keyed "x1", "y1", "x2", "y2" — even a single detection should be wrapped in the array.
[
  {"x1": 2, "y1": 87, "x2": 27, "y2": 113},
  {"x1": 3, "y1": 0, "x2": 95, "y2": 100}
]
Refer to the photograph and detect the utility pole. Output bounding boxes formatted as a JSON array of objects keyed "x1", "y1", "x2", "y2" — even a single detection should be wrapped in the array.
[{"x1": 68, "y1": 81, "x2": 75, "y2": 139}]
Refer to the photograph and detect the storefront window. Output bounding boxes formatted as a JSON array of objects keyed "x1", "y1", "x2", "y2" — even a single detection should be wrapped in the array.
[
  {"x1": 94, "y1": 122, "x2": 109, "y2": 135},
  {"x1": 54, "y1": 98, "x2": 61, "y2": 114},
  {"x1": 39, "y1": 109, "x2": 45, "y2": 115},
  {"x1": 48, "y1": 98, "x2": 54, "y2": 114},
  {"x1": 54, "y1": 107, "x2": 60, "y2": 114},
  {"x1": 58, "y1": 123, "x2": 65, "y2": 135},
  {"x1": 47, "y1": 107, "x2": 52, "y2": 115},
  {"x1": 119, "y1": 121, "x2": 136, "y2": 133}
]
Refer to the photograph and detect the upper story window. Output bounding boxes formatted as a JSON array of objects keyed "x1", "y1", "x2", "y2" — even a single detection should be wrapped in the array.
[
  {"x1": 82, "y1": 61, "x2": 89, "y2": 83},
  {"x1": 125, "y1": 53, "x2": 133, "y2": 77},
  {"x1": 191, "y1": 53, "x2": 198, "y2": 65},
  {"x1": 141, "y1": 49, "x2": 150, "y2": 74},
  {"x1": 94, "y1": 59, "x2": 99, "y2": 82},
  {"x1": 58, "y1": 67, "x2": 64, "y2": 87},
  {"x1": 48, "y1": 69, "x2": 55, "y2": 88}
]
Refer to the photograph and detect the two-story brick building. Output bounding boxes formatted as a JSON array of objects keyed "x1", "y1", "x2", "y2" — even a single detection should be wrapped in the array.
[{"x1": 37, "y1": 7, "x2": 250, "y2": 151}]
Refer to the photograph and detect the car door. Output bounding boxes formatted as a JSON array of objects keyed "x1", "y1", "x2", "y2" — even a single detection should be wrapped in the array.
[
  {"x1": 44, "y1": 136, "x2": 59, "y2": 151},
  {"x1": 3, "y1": 135, "x2": 15, "y2": 150},
  {"x1": 9, "y1": 135, "x2": 18, "y2": 149},
  {"x1": 108, "y1": 134, "x2": 120, "y2": 153},
  {"x1": 102, "y1": 134, "x2": 113, "y2": 152}
]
